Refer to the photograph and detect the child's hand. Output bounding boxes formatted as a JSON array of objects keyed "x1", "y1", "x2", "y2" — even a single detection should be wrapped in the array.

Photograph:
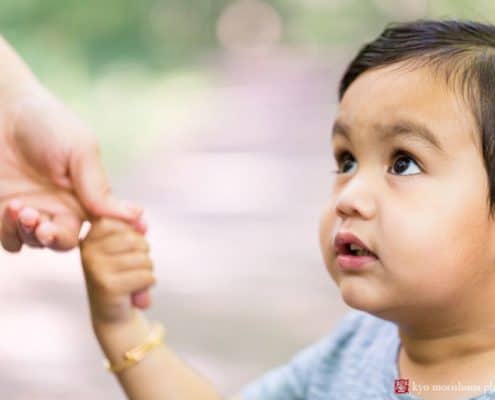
[{"x1": 80, "y1": 218, "x2": 156, "y2": 325}]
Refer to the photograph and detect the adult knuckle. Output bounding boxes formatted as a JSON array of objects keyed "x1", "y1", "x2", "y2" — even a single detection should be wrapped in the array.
[{"x1": 95, "y1": 179, "x2": 112, "y2": 197}]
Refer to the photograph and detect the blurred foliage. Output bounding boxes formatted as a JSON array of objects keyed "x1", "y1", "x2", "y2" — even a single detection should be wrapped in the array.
[
  {"x1": 0, "y1": 0, "x2": 230, "y2": 75},
  {"x1": 0, "y1": 0, "x2": 494, "y2": 171},
  {"x1": 1, "y1": 0, "x2": 495, "y2": 78}
]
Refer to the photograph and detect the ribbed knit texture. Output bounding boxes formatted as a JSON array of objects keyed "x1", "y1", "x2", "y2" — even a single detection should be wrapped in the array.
[{"x1": 238, "y1": 310, "x2": 495, "y2": 400}]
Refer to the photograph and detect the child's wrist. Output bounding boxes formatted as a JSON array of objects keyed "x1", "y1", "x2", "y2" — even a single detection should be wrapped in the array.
[
  {"x1": 85, "y1": 280, "x2": 134, "y2": 326},
  {"x1": 92, "y1": 308, "x2": 150, "y2": 344},
  {"x1": 91, "y1": 307, "x2": 142, "y2": 329},
  {"x1": 92, "y1": 308, "x2": 157, "y2": 370},
  {"x1": 90, "y1": 302, "x2": 135, "y2": 329}
]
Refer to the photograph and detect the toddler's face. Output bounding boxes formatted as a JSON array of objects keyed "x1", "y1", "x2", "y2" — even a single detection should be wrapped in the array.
[{"x1": 319, "y1": 63, "x2": 495, "y2": 322}]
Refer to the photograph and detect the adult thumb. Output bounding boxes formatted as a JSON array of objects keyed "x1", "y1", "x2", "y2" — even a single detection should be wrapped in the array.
[{"x1": 70, "y1": 139, "x2": 142, "y2": 221}]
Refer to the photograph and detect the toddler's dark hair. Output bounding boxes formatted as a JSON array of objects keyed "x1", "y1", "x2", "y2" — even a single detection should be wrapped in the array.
[{"x1": 339, "y1": 19, "x2": 495, "y2": 217}]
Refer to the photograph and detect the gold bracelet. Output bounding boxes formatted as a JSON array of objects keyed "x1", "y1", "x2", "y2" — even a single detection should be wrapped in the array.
[{"x1": 103, "y1": 321, "x2": 166, "y2": 374}]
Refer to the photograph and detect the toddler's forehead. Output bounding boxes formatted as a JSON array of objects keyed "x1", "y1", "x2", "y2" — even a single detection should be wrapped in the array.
[{"x1": 338, "y1": 65, "x2": 480, "y2": 150}]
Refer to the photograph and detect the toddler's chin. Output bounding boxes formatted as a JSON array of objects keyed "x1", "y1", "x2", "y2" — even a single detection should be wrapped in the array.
[{"x1": 339, "y1": 278, "x2": 390, "y2": 314}]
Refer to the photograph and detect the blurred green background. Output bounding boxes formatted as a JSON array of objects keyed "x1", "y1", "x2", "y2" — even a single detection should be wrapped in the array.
[
  {"x1": 3, "y1": 0, "x2": 495, "y2": 75},
  {"x1": 1, "y1": 0, "x2": 494, "y2": 170},
  {"x1": 3, "y1": 0, "x2": 226, "y2": 77}
]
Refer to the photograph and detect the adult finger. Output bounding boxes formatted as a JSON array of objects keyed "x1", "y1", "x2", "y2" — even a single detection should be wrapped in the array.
[
  {"x1": 1, "y1": 200, "x2": 23, "y2": 252},
  {"x1": 17, "y1": 207, "x2": 43, "y2": 248},
  {"x1": 35, "y1": 220, "x2": 57, "y2": 247},
  {"x1": 69, "y1": 140, "x2": 142, "y2": 222},
  {"x1": 46, "y1": 213, "x2": 83, "y2": 251}
]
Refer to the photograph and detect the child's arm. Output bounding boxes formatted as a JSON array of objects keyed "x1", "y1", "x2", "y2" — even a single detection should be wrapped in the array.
[{"x1": 80, "y1": 218, "x2": 224, "y2": 400}]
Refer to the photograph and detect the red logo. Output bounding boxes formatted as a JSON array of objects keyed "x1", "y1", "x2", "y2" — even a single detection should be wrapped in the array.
[{"x1": 394, "y1": 379, "x2": 409, "y2": 394}]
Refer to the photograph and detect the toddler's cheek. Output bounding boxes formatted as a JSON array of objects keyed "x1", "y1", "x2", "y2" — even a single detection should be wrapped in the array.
[
  {"x1": 324, "y1": 261, "x2": 340, "y2": 287},
  {"x1": 318, "y1": 209, "x2": 338, "y2": 263}
]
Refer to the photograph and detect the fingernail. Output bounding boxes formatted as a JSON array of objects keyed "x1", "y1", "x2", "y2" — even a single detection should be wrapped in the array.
[{"x1": 20, "y1": 208, "x2": 38, "y2": 225}]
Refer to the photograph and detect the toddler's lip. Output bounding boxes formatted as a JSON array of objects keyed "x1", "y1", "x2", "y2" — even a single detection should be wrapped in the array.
[{"x1": 334, "y1": 231, "x2": 378, "y2": 258}]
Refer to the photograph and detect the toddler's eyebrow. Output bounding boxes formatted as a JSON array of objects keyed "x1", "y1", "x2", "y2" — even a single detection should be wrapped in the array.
[{"x1": 331, "y1": 118, "x2": 445, "y2": 154}]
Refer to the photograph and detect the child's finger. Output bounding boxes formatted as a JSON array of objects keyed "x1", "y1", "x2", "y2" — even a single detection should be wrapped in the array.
[
  {"x1": 86, "y1": 217, "x2": 137, "y2": 242},
  {"x1": 98, "y1": 232, "x2": 149, "y2": 255},
  {"x1": 131, "y1": 218, "x2": 147, "y2": 235},
  {"x1": 114, "y1": 270, "x2": 156, "y2": 295},
  {"x1": 131, "y1": 289, "x2": 151, "y2": 309},
  {"x1": 1, "y1": 200, "x2": 23, "y2": 252},
  {"x1": 111, "y1": 252, "x2": 153, "y2": 272}
]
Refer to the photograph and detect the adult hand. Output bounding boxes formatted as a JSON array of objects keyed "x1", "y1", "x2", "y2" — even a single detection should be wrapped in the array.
[
  {"x1": 0, "y1": 37, "x2": 142, "y2": 252},
  {"x1": 0, "y1": 85, "x2": 143, "y2": 252},
  {"x1": 0, "y1": 37, "x2": 150, "y2": 308}
]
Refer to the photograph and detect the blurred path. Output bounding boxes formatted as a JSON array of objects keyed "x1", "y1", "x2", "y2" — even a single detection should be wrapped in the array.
[{"x1": 0, "y1": 49, "x2": 353, "y2": 399}]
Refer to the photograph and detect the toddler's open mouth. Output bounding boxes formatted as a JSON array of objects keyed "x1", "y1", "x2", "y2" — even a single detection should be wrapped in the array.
[
  {"x1": 342, "y1": 243, "x2": 376, "y2": 257},
  {"x1": 334, "y1": 231, "x2": 379, "y2": 270},
  {"x1": 337, "y1": 251, "x2": 379, "y2": 270},
  {"x1": 334, "y1": 231, "x2": 377, "y2": 256}
]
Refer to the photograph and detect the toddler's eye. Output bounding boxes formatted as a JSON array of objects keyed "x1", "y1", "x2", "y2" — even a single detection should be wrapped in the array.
[
  {"x1": 332, "y1": 150, "x2": 422, "y2": 176},
  {"x1": 389, "y1": 152, "x2": 421, "y2": 176},
  {"x1": 333, "y1": 151, "x2": 356, "y2": 174}
]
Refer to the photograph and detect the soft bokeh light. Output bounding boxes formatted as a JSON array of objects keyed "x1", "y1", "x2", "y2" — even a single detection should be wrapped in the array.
[{"x1": 216, "y1": 0, "x2": 283, "y2": 54}]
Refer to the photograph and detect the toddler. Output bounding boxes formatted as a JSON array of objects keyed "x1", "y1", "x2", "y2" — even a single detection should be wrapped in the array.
[{"x1": 80, "y1": 19, "x2": 495, "y2": 400}]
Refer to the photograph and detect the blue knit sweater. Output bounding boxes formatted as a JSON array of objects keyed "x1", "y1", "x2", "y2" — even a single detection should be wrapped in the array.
[{"x1": 238, "y1": 310, "x2": 495, "y2": 400}]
